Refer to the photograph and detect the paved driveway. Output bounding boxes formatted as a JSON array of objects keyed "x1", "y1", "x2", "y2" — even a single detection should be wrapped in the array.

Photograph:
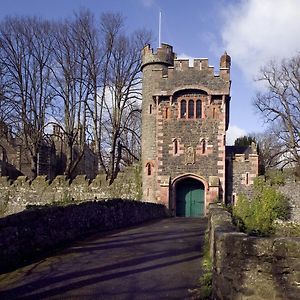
[{"x1": 0, "y1": 217, "x2": 207, "y2": 300}]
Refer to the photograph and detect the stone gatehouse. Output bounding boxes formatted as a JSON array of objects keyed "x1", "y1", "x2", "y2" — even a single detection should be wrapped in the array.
[{"x1": 141, "y1": 43, "x2": 258, "y2": 216}]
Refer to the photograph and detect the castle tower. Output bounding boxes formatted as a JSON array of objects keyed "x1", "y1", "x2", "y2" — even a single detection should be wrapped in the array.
[
  {"x1": 141, "y1": 44, "x2": 175, "y2": 201},
  {"x1": 141, "y1": 44, "x2": 231, "y2": 216}
]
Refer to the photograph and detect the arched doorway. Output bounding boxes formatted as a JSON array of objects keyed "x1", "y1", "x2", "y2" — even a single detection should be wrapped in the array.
[{"x1": 175, "y1": 177, "x2": 205, "y2": 217}]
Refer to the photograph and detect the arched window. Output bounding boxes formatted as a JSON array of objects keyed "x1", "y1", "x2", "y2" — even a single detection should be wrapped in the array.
[
  {"x1": 173, "y1": 139, "x2": 178, "y2": 155},
  {"x1": 196, "y1": 100, "x2": 202, "y2": 118},
  {"x1": 201, "y1": 139, "x2": 206, "y2": 154},
  {"x1": 146, "y1": 163, "x2": 151, "y2": 176},
  {"x1": 188, "y1": 100, "x2": 194, "y2": 119},
  {"x1": 180, "y1": 100, "x2": 186, "y2": 118}
]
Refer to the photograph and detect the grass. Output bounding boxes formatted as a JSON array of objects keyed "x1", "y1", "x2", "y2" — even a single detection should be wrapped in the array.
[{"x1": 189, "y1": 232, "x2": 212, "y2": 299}]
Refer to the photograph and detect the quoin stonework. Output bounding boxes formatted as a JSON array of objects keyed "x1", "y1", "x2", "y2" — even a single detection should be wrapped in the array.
[{"x1": 141, "y1": 43, "x2": 258, "y2": 216}]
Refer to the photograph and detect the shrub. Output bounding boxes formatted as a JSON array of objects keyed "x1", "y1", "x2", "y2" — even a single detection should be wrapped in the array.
[
  {"x1": 233, "y1": 177, "x2": 290, "y2": 236},
  {"x1": 266, "y1": 169, "x2": 286, "y2": 186}
]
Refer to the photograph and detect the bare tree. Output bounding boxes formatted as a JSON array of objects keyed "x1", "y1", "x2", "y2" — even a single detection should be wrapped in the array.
[
  {"x1": 0, "y1": 11, "x2": 151, "y2": 181},
  {"x1": 83, "y1": 13, "x2": 123, "y2": 176},
  {"x1": 254, "y1": 54, "x2": 300, "y2": 175},
  {"x1": 103, "y1": 29, "x2": 151, "y2": 183},
  {"x1": 51, "y1": 14, "x2": 91, "y2": 178},
  {"x1": 84, "y1": 13, "x2": 151, "y2": 183},
  {"x1": 0, "y1": 17, "x2": 54, "y2": 178}
]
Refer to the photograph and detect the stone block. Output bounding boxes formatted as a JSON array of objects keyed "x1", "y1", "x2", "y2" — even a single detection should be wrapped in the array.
[
  {"x1": 12, "y1": 176, "x2": 29, "y2": 187},
  {"x1": 209, "y1": 176, "x2": 219, "y2": 187},
  {"x1": 0, "y1": 176, "x2": 11, "y2": 187},
  {"x1": 50, "y1": 175, "x2": 70, "y2": 187},
  {"x1": 90, "y1": 174, "x2": 108, "y2": 188},
  {"x1": 30, "y1": 176, "x2": 49, "y2": 189},
  {"x1": 71, "y1": 175, "x2": 90, "y2": 187}
]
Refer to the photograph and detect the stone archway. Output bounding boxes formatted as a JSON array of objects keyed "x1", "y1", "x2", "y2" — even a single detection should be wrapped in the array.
[{"x1": 173, "y1": 176, "x2": 205, "y2": 217}]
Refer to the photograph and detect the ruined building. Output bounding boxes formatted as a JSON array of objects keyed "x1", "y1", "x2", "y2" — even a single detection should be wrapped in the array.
[
  {"x1": 0, "y1": 121, "x2": 97, "y2": 180},
  {"x1": 141, "y1": 44, "x2": 258, "y2": 216}
]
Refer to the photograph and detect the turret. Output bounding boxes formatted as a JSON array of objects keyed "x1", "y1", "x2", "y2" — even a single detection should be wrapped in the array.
[
  {"x1": 141, "y1": 43, "x2": 175, "y2": 70},
  {"x1": 220, "y1": 51, "x2": 231, "y2": 79},
  {"x1": 141, "y1": 44, "x2": 175, "y2": 201}
]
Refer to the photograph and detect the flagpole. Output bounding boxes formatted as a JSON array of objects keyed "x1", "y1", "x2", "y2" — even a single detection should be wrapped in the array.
[{"x1": 158, "y1": 11, "x2": 162, "y2": 47}]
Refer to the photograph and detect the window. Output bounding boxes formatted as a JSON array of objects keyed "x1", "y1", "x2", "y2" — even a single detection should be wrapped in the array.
[
  {"x1": 146, "y1": 163, "x2": 151, "y2": 176},
  {"x1": 178, "y1": 94, "x2": 205, "y2": 120},
  {"x1": 245, "y1": 173, "x2": 249, "y2": 185},
  {"x1": 201, "y1": 139, "x2": 206, "y2": 154},
  {"x1": 188, "y1": 100, "x2": 194, "y2": 119},
  {"x1": 213, "y1": 107, "x2": 216, "y2": 119},
  {"x1": 165, "y1": 107, "x2": 169, "y2": 119},
  {"x1": 149, "y1": 104, "x2": 152, "y2": 114},
  {"x1": 180, "y1": 100, "x2": 186, "y2": 118},
  {"x1": 174, "y1": 139, "x2": 178, "y2": 155},
  {"x1": 196, "y1": 100, "x2": 202, "y2": 118}
]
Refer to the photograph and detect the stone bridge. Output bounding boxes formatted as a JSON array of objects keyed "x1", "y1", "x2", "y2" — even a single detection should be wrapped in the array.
[{"x1": 0, "y1": 201, "x2": 207, "y2": 299}]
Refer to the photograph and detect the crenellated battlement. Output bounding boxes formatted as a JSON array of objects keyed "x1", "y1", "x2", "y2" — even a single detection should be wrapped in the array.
[
  {"x1": 142, "y1": 44, "x2": 231, "y2": 81},
  {"x1": 141, "y1": 43, "x2": 175, "y2": 70},
  {"x1": 173, "y1": 58, "x2": 210, "y2": 70}
]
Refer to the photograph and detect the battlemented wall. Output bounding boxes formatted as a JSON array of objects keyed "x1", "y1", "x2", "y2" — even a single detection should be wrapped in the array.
[
  {"x1": 209, "y1": 204, "x2": 300, "y2": 300},
  {"x1": 0, "y1": 165, "x2": 142, "y2": 216}
]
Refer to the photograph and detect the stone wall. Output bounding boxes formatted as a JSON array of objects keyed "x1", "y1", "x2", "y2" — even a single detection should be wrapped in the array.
[
  {"x1": 209, "y1": 204, "x2": 300, "y2": 300},
  {"x1": 278, "y1": 179, "x2": 300, "y2": 223},
  {"x1": 141, "y1": 43, "x2": 231, "y2": 206},
  {"x1": 0, "y1": 199, "x2": 168, "y2": 273},
  {"x1": 0, "y1": 164, "x2": 142, "y2": 216}
]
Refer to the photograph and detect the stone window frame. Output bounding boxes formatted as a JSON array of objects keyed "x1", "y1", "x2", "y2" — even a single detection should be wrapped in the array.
[
  {"x1": 196, "y1": 99, "x2": 202, "y2": 118},
  {"x1": 180, "y1": 99, "x2": 187, "y2": 118},
  {"x1": 188, "y1": 99, "x2": 194, "y2": 119},
  {"x1": 179, "y1": 96, "x2": 203, "y2": 120},
  {"x1": 245, "y1": 172, "x2": 249, "y2": 185},
  {"x1": 145, "y1": 162, "x2": 153, "y2": 176},
  {"x1": 173, "y1": 138, "x2": 179, "y2": 156},
  {"x1": 165, "y1": 106, "x2": 169, "y2": 119},
  {"x1": 201, "y1": 139, "x2": 206, "y2": 154}
]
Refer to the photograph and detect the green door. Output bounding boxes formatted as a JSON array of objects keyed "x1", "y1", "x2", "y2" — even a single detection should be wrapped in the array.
[{"x1": 176, "y1": 178, "x2": 204, "y2": 217}]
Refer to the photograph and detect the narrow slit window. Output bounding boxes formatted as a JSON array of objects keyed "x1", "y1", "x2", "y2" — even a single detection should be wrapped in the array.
[
  {"x1": 174, "y1": 139, "x2": 178, "y2": 155},
  {"x1": 146, "y1": 163, "x2": 151, "y2": 176},
  {"x1": 213, "y1": 107, "x2": 216, "y2": 119},
  {"x1": 180, "y1": 100, "x2": 186, "y2": 118},
  {"x1": 196, "y1": 100, "x2": 202, "y2": 118},
  {"x1": 149, "y1": 104, "x2": 152, "y2": 114},
  {"x1": 246, "y1": 173, "x2": 249, "y2": 185},
  {"x1": 188, "y1": 100, "x2": 194, "y2": 119},
  {"x1": 202, "y1": 139, "x2": 206, "y2": 154},
  {"x1": 165, "y1": 107, "x2": 169, "y2": 119}
]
